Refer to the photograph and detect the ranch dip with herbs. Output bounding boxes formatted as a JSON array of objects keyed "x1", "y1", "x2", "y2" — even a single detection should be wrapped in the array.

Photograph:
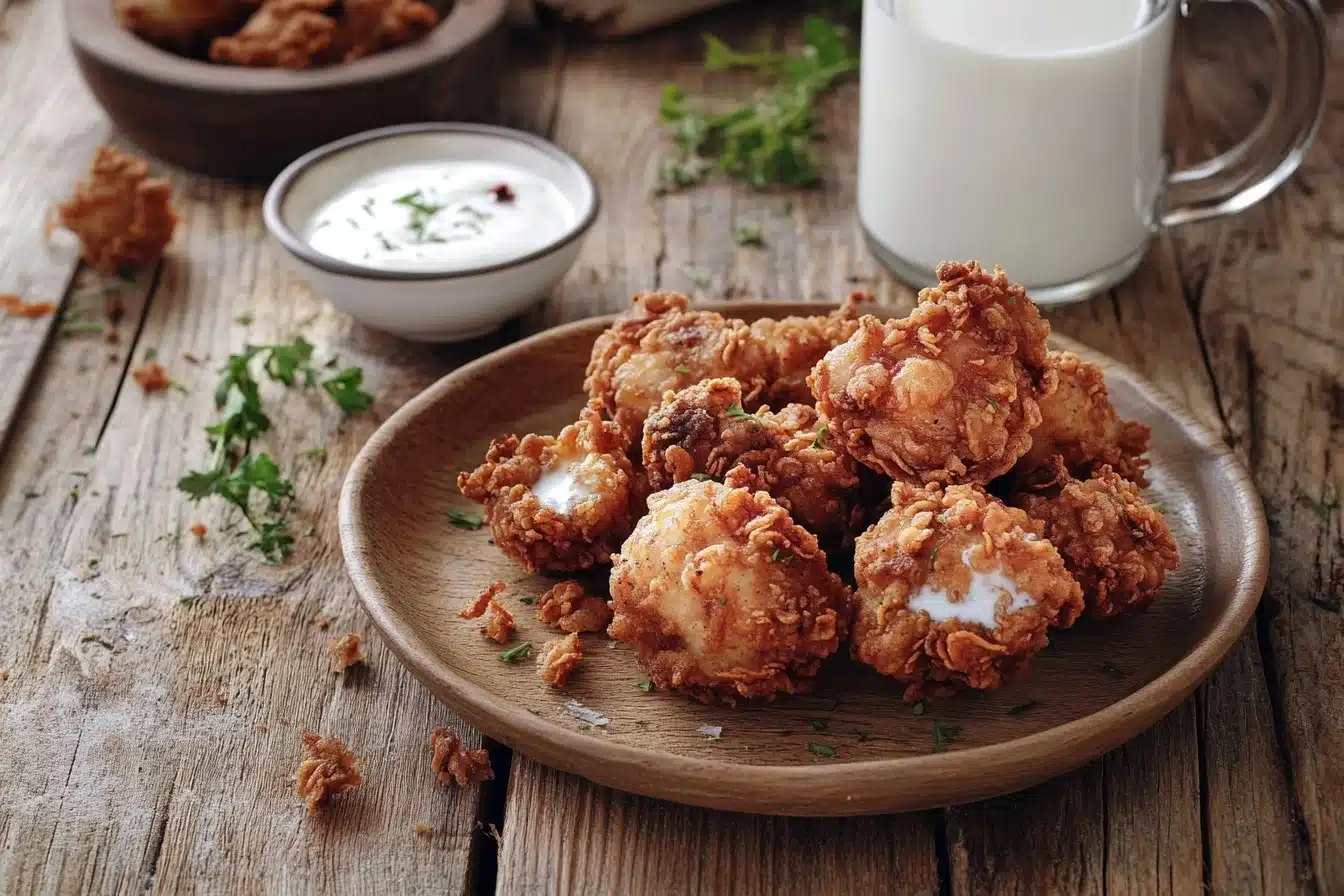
[{"x1": 303, "y1": 160, "x2": 577, "y2": 273}]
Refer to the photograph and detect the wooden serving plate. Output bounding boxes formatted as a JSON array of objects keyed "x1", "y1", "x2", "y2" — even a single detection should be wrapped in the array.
[
  {"x1": 339, "y1": 302, "x2": 1269, "y2": 816},
  {"x1": 65, "y1": 0, "x2": 509, "y2": 181}
]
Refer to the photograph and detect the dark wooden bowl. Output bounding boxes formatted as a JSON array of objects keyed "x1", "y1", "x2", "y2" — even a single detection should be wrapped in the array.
[{"x1": 65, "y1": 0, "x2": 510, "y2": 182}]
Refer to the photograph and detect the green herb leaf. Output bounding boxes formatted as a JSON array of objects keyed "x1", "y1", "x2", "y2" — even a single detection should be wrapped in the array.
[
  {"x1": 811, "y1": 426, "x2": 828, "y2": 449},
  {"x1": 234, "y1": 313, "x2": 254, "y2": 326},
  {"x1": 911, "y1": 701, "x2": 926, "y2": 716},
  {"x1": 771, "y1": 548, "x2": 794, "y2": 564},
  {"x1": 498, "y1": 641, "x2": 534, "y2": 663},
  {"x1": 1151, "y1": 502, "x2": 1167, "y2": 515},
  {"x1": 724, "y1": 403, "x2": 753, "y2": 419},
  {"x1": 637, "y1": 680, "x2": 655, "y2": 692},
  {"x1": 1309, "y1": 596, "x2": 1340, "y2": 613},
  {"x1": 807, "y1": 742, "x2": 837, "y2": 758},
  {"x1": 322, "y1": 367, "x2": 374, "y2": 414},
  {"x1": 675, "y1": 364, "x2": 693, "y2": 375},
  {"x1": 985, "y1": 396, "x2": 1000, "y2": 412},
  {"x1": 60, "y1": 319, "x2": 105, "y2": 335},
  {"x1": 518, "y1": 596, "x2": 537, "y2": 605},
  {"x1": 297, "y1": 447, "x2": 328, "y2": 463},
  {"x1": 1007, "y1": 700, "x2": 1040, "y2": 716},
  {"x1": 446, "y1": 510, "x2": 485, "y2": 530},
  {"x1": 734, "y1": 220, "x2": 764, "y2": 247},
  {"x1": 928, "y1": 544, "x2": 940, "y2": 571},
  {"x1": 809, "y1": 719, "x2": 826, "y2": 732},
  {"x1": 932, "y1": 723, "x2": 961, "y2": 753},
  {"x1": 683, "y1": 265, "x2": 711, "y2": 289},
  {"x1": 180, "y1": 595, "x2": 202, "y2": 606}
]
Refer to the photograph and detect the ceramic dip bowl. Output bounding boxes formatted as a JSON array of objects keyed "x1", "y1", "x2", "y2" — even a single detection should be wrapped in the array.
[{"x1": 263, "y1": 123, "x2": 599, "y2": 342}]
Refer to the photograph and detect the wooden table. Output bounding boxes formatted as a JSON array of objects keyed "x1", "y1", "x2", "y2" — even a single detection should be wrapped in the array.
[{"x1": 1, "y1": 2, "x2": 1339, "y2": 893}]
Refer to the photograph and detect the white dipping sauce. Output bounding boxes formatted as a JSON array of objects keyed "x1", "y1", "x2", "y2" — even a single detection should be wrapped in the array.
[
  {"x1": 907, "y1": 546, "x2": 1036, "y2": 630},
  {"x1": 532, "y1": 459, "x2": 600, "y2": 514},
  {"x1": 304, "y1": 160, "x2": 577, "y2": 273},
  {"x1": 859, "y1": 0, "x2": 1174, "y2": 287}
]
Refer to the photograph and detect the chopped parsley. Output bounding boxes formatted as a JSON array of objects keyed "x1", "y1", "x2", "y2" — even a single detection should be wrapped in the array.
[
  {"x1": 928, "y1": 544, "x2": 940, "y2": 571},
  {"x1": 809, "y1": 719, "x2": 826, "y2": 732},
  {"x1": 180, "y1": 595, "x2": 202, "y2": 606},
  {"x1": 517, "y1": 596, "x2": 536, "y2": 605},
  {"x1": 675, "y1": 364, "x2": 692, "y2": 375},
  {"x1": 446, "y1": 511, "x2": 485, "y2": 530},
  {"x1": 498, "y1": 641, "x2": 534, "y2": 663},
  {"x1": 690, "y1": 472, "x2": 715, "y2": 482},
  {"x1": 807, "y1": 743, "x2": 837, "y2": 758},
  {"x1": 734, "y1": 220, "x2": 764, "y2": 247},
  {"x1": 1309, "y1": 596, "x2": 1340, "y2": 613},
  {"x1": 911, "y1": 701, "x2": 926, "y2": 716},
  {"x1": 932, "y1": 724, "x2": 961, "y2": 753},
  {"x1": 59, "y1": 319, "x2": 105, "y2": 335},
  {"x1": 811, "y1": 426, "x2": 828, "y2": 449},
  {"x1": 637, "y1": 680, "x2": 655, "y2": 692},
  {"x1": 297, "y1": 447, "x2": 328, "y2": 463},
  {"x1": 1007, "y1": 700, "x2": 1040, "y2": 716},
  {"x1": 234, "y1": 313, "x2": 254, "y2": 326},
  {"x1": 771, "y1": 548, "x2": 795, "y2": 564},
  {"x1": 724, "y1": 403, "x2": 754, "y2": 419},
  {"x1": 1151, "y1": 502, "x2": 1168, "y2": 515},
  {"x1": 985, "y1": 396, "x2": 1000, "y2": 412},
  {"x1": 683, "y1": 266, "x2": 711, "y2": 289}
]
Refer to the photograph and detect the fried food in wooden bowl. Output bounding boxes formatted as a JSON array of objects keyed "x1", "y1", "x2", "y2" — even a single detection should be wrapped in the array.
[{"x1": 64, "y1": 0, "x2": 508, "y2": 181}]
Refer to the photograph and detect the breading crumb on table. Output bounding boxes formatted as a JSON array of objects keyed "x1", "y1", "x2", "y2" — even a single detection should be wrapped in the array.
[
  {"x1": 327, "y1": 633, "x2": 367, "y2": 673},
  {"x1": 295, "y1": 730, "x2": 363, "y2": 815},
  {"x1": 429, "y1": 728, "x2": 493, "y2": 787},
  {"x1": 537, "y1": 633, "x2": 583, "y2": 686}
]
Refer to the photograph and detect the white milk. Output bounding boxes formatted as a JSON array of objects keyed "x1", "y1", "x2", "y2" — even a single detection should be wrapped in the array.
[{"x1": 859, "y1": 0, "x2": 1176, "y2": 291}]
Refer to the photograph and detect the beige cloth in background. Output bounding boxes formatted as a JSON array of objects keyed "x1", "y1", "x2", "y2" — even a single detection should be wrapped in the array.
[{"x1": 509, "y1": 0, "x2": 743, "y2": 35}]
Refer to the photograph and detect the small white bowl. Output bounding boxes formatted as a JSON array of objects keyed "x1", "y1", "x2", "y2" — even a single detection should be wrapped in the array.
[{"x1": 263, "y1": 123, "x2": 599, "y2": 342}]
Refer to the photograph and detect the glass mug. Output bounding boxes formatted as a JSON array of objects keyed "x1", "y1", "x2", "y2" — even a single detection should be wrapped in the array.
[{"x1": 857, "y1": 0, "x2": 1327, "y2": 304}]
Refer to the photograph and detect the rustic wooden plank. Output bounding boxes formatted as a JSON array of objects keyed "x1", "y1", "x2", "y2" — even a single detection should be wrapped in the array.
[
  {"x1": 498, "y1": 8, "x2": 939, "y2": 892},
  {"x1": 0, "y1": 0, "x2": 117, "y2": 447},
  {"x1": 1190, "y1": 21, "x2": 1344, "y2": 882}
]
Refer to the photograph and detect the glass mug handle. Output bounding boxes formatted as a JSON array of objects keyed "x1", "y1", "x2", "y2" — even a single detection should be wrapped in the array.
[{"x1": 1160, "y1": 0, "x2": 1327, "y2": 227}]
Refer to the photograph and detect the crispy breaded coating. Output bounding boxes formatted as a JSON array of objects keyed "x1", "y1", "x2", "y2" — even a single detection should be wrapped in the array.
[
  {"x1": 811, "y1": 261, "x2": 1053, "y2": 485},
  {"x1": 751, "y1": 291, "x2": 874, "y2": 407},
  {"x1": 57, "y1": 147, "x2": 178, "y2": 275},
  {"x1": 1014, "y1": 466, "x2": 1179, "y2": 619},
  {"x1": 327, "y1": 632, "x2": 367, "y2": 672},
  {"x1": 1012, "y1": 351, "x2": 1151, "y2": 488},
  {"x1": 481, "y1": 600, "x2": 515, "y2": 644},
  {"x1": 429, "y1": 728, "x2": 493, "y2": 787},
  {"x1": 325, "y1": 0, "x2": 437, "y2": 62},
  {"x1": 113, "y1": 0, "x2": 244, "y2": 51},
  {"x1": 608, "y1": 480, "x2": 850, "y2": 704},
  {"x1": 584, "y1": 291, "x2": 773, "y2": 444},
  {"x1": 537, "y1": 633, "x2": 583, "y2": 686},
  {"x1": 460, "y1": 581, "x2": 505, "y2": 619},
  {"x1": 642, "y1": 378, "x2": 864, "y2": 550},
  {"x1": 458, "y1": 402, "x2": 638, "y2": 573},
  {"x1": 852, "y1": 482, "x2": 1083, "y2": 701},
  {"x1": 209, "y1": 0, "x2": 336, "y2": 68},
  {"x1": 295, "y1": 730, "x2": 363, "y2": 815},
  {"x1": 537, "y1": 581, "x2": 613, "y2": 633}
]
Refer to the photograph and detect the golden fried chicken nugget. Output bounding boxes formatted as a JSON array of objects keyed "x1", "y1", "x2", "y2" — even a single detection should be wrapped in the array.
[
  {"x1": 457, "y1": 402, "x2": 637, "y2": 573},
  {"x1": 325, "y1": 0, "x2": 437, "y2": 62},
  {"x1": 608, "y1": 479, "x2": 849, "y2": 703},
  {"x1": 1013, "y1": 351, "x2": 1151, "y2": 488},
  {"x1": 852, "y1": 482, "x2": 1083, "y2": 701},
  {"x1": 114, "y1": 0, "x2": 245, "y2": 51},
  {"x1": 641, "y1": 378, "x2": 865, "y2": 550},
  {"x1": 57, "y1": 147, "x2": 178, "y2": 275},
  {"x1": 1014, "y1": 466, "x2": 1179, "y2": 619},
  {"x1": 584, "y1": 291, "x2": 772, "y2": 444},
  {"x1": 209, "y1": 0, "x2": 336, "y2": 68},
  {"x1": 810, "y1": 261, "x2": 1054, "y2": 485},
  {"x1": 750, "y1": 291, "x2": 875, "y2": 407}
]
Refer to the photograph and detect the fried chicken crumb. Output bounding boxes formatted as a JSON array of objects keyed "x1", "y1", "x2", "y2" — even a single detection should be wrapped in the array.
[
  {"x1": 1, "y1": 294, "x2": 58, "y2": 319},
  {"x1": 537, "y1": 633, "x2": 583, "y2": 687},
  {"x1": 189, "y1": 522, "x2": 207, "y2": 538},
  {"x1": 429, "y1": 728, "x2": 493, "y2": 787},
  {"x1": 216, "y1": 692, "x2": 229, "y2": 706},
  {"x1": 131, "y1": 360, "x2": 171, "y2": 392},
  {"x1": 295, "y1": 729, "x2": 363, "y2": 815},
  {"x1": 315, "y1": 618, "x2": 330, "y2": 630},
  {"x1": 414, "y1": 823, "x2": 433, "y2": 838},
  {"x1": 537, "y1": 581, "x2": 613, "y2": 633},
  {"x1": 0, "y1": 669, "x2": 10, "y2": 681},
  {"x1": 255, "y1": 722, "x2": 268, "y2": 732},
  {"x1": 105, "y1": 329, "x2": 121, "y2": 345},
  {"x1": 57, "y1": 147, "x2": 177, "y2": 274},
  {"x1": 460, "y1": 581, "x2": 505, "y2": 619},
  {"x1": 482, "y1": 600, "x2": 515, "y2": 644},
  {"x1": 327, "y1": 632, "x2": 368, "y2": 673}
]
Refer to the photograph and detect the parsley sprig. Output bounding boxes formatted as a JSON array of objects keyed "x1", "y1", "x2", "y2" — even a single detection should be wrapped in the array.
[
  {"x1": 658, "y1": 17, "x2": 858, "y2": 191},
  {"x1": 177, "y1": 337, "x2": 373, "y2": 562}
]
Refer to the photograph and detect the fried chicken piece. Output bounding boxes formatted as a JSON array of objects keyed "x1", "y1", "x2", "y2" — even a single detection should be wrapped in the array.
[
  {"x1": 852, "y1": 482, "x2": 1084, "y2": 701},
  {"x1": 481, "y1": 600, "x2": 515, "y2": 644},
  {"x1": 327, "y1": 632, "x2": 367, "y2": 672},
  {"x1": 1014, "y1": 466, "x2": 1179, "y2": 619},
  {"x1": 537, "y1": 633, "x2": 583, "y2": 686},
  {"x1": 429, "y1": 728, "x2": 493, "y2": 787},
  {"x1": 57, "y1": 147, "x2": 178, "y2": 275},
  {"x1": 460, "y1": 581, "x2": 505, "y2": 619},
  {"x1": 295, "y1": 730, "x2": 363, "y2": 815},
  {"x1": 209, "y1": 0, "x2": 336, "y2": 68},
  {"x1": 750, "y1": 291, "x2": 874, "y2": 406},
  {"x1": 131, "y1": 360, "x2": 172, "y2": 392},
  {"x1": 537, "y1": 580, "x2": 613, "y2": 633},
  {"x1": 458, "y1": 402, "x2": 638, "y2": 573},
  {"x1": 608, "y1": 479, "x2": 849, "y2": 704},
  {"x1": 811, "y1": 261, "x2": 1054, "y2": 485},
  {"x1": 1011, "y1": 351, "x2": 1151, "y2": 488},
  {"x1": 113, "y1": 0, "x2": 245, "y2": 51},
  {"x1": 641, "y1": 378, "x2": 864, "y2": 550},
  {"x1": 584, "y1": 291, "x2": 773, "y2": 444},
  {"x1": 324, "y1": 0, "x2": 437, "y2": 62}
]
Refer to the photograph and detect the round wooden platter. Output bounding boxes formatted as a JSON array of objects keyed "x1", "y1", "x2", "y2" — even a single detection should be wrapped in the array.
[{"x1": 339, "y1": 302, "x2": 1269, "y2": 816}]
